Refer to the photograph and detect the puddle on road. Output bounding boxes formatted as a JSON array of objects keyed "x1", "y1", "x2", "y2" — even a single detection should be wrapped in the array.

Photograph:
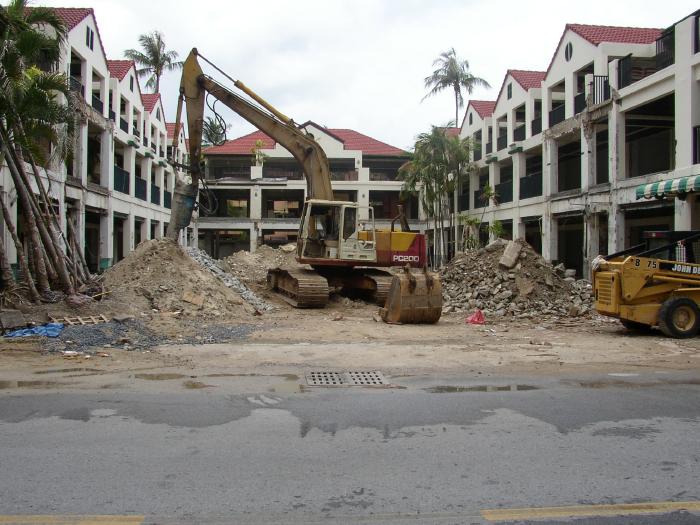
[
  {"x1": 183, "y1": 380, "x2": 214, "y2": 389},
  {"x1": 134, "y1": 373, "x2": 187, "y2": 380},
  {"x1": 0, "y1": 380, "x2": 69, "y2": 389},
  {"x1": 575, "y1": 379, "x2": 700, "y2": 389},
  {"x1": 425, "y1": 384, "x2": 539, "y2": 393},
  {"x1": 34, "y1": 368, "x2": 101, "y2": 375}
]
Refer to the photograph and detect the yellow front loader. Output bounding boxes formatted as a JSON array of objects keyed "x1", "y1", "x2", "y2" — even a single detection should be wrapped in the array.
[{"x1": 593, "y1": 231, "x2": 700, "y2": 338}]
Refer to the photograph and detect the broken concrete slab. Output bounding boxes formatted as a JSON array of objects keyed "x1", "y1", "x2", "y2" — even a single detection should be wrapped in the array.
[
  {"x1": 0, "y1": 309, "x2": 27, "y2": 332},
  {"x1": 498, "y1": 241, "x2": 522, "y2": 269}
]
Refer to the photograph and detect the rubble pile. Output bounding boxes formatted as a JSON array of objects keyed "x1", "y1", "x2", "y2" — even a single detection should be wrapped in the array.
[
  {"x1": 103, "y1": 239, "x2": 253, "y2": 319},
  {"x1": 186, "y1": 247, "x2": 274, "y2": 312},
  {"x1": 440, "y1": 239, "x2": 593, "y2": 318},
  {"x1": 221, "y1": 244, "x2": 297, "y2": 286}
]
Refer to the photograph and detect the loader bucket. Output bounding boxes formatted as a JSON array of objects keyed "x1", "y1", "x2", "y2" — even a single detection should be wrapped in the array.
[{"x1": 380, "y1": 267, "x2": 442, "y2": 324}]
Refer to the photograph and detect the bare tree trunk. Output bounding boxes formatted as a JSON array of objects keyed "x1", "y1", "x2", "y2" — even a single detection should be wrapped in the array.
[
  {"x1": 0, "y1": 133, "x2": 50, "y2": 294},
  {"x1": 0, "y1": 232, "x2": 15, "y2": 289},
  {"x1": 67, "y1": 217, "x2": 90, "y2": 278},
  {"x1": 0, "y1": 195, "x2": 40, "y2": 301}
]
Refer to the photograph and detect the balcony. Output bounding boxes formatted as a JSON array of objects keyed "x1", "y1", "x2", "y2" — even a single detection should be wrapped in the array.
[
  {"x1": 655, "y1": 30, "x2": 674, "y2": 70},
  {"x1": 164, "y1": 190, "x2": 172, "y2": 209},
  {"x1": 91, "y1": 93, "x2": 103, "y2": 113},
  {"x1": 113, "y1": 165, "x2": 130, "y2": 195},
  {"x1": 549, "y1": 105, "x2": 565, "y2": 127},
  {"x1": 458, "y1": 193, "x2": 469, "y2": 211},
  {"x1": 693, "y1": 126, "x2": 700, "y2": 164},
  {"x1": 150, "y1": 144, "x2": 157, "y2": 154},
  {"x1": 485, "y1": 142, "x2": 493, "y2": 155},
  {"x1": 143, "y1": 136, "x2": 149, "y2": 147},
  {"x1": 159, "y1": 147, "x2": 165, "y2": 158},
  {"x1": 119, "y1": 118, "x2": 128, "y2": 133},
  {"x1": 519, "y1": 172, "x2": 543, "y2": 199},
  {"x1": 592, "y1": 75, "x2": 610, "y2": 105},
  {"x1": 135, "y1": 177, "x2": 147, "y2": 200},
  {"x1": 109, "y1": 109, "x2": 116, "y2": 121},
  {"x1": 133, "y1": 126, "x2": 140, "y2": 139},
  {"x1": 574, "y1": 92, "x2": 586, "y2": 114},
  {"x1": 150, "y1": 184, "x2": 160, "y2": 205},
  {"x1": 473, "y1": 189, "x2": 488, "y2": 208},
  {"x1": 262, "y1": 168, "x2": 303, "y2": 180},
  {"x1": 69, "y1": 76, "x2": 84, "y2": 97},
  {"x1": 531, "y1": 116, "x2": 542, "y2": 136},
  {"x1": 495, "y1": 180, "x2": 513, "y2": 204},
  {"x1": 513, "y1": 124, "x2": 525, "y2": 142},
  {"x1": 331, "y1": 170, "x2": 359, "y2": 181},
  {"x1": 618, "y1": 31, "x2": 675, "y2": 89},
  {"x1": 473, "y1": 146, "x2": 482, "y2": 161},
  {"x1": 497, "y1": 134, "x2": 508, "y2": 151}
]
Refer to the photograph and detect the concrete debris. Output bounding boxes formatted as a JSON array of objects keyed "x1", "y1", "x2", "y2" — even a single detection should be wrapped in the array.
[
  {"x1": 440, "y1": 239, "x2": 593, "y2": 319},
  {"x1": 186, "y1": 247, "x2": 274, "y2": 312}
]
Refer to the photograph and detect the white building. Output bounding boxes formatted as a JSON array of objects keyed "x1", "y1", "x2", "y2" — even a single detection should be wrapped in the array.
[
  {"x1": 458, "y1": 12, "x2": 700, "y2": 278},
  {"x1": 0, "y1": 7, "x2": 178, "y2": 275},
  {"x1": 199, "y1": 122, "x2": 421, "y2": 257}
]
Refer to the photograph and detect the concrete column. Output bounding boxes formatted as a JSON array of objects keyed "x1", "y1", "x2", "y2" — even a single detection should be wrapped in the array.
[
  {"x1": 126, "y1": 149, "x2": 136, "y2": 198},
  {"x1": 100, "y1": 129, "x2": 112, "y2": 188},
  {"x1": 250, "y1": 186, "x2": 262, "y2": 220},
  {"x1": 99, "y1": 210, "x2": 113, "y2": 270},
  {"x1": 488, "y1": 162, "x2": 498, "y2": 206},
  {"x1": 543, "y1": 138, "x2": 558, "y2": 196},
  {"x1": 673, "y1": 16, "x2": 700, "y2": 169},
  {"x1": 542, "y1": 207, "x2": 557, "y2": 263},
  {"x1": 156, "y1": 221, "x2": 164, "y2": 239},
  {"x1": 145, "y1": 159, "x2": 152, "y2": 204},
  {"x1": 542, "y1": 86, "x2": 551, "y2": 129},
  {"x1": 583, "y1": 212, "x2": 599, "y2": 280},
  {"x1": 580, "y1": 125, "x2": 595, "y2": 191},
  {"x1": 191, "y1": 221, "x2": 199, "y2": 248},
  {"x1": 608, "y1": 201, "x2": 625, "y2": 253},
  {"x1": 249, "y1": 226, "x2": 258, "y2": 253},
  {"x1": 469, "y1": 170, "x2": 478, "y2": 210},
  {"x1": 609, "y1": 107, "x2": 625, "y2": 182},
  {"x1": 123, "y1": 213, "x2": 135, "y2": 255},
  {"x1": 513, "y1": 152, "x2": 525, "y2": 203},
  {"x1": 674, "y1": 198, "x2": 693, "y2": 230},
  {"x1": 2, "y1": 190, "x2": 17, "y2": 265},
  {"x1": 141, "y1": 218, "x2": 150, "y2": 241},
  {"x1": 564, "y1": 72, "x2": 575, "y2": 119},
  {"x1": 77, "y1": 123, "x2": 89, "y2": 185}
]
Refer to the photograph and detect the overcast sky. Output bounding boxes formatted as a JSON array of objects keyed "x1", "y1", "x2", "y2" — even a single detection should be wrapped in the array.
[{"x1": 39, "y1": 0, "x2": 699, "y2": 151}]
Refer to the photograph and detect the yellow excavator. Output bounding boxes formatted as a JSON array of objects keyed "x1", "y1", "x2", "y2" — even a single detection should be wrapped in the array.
[
  {"x1": 165, "y1": 49, "x2": 442, "y2": 323},
  {"x1": 592, "y1": 231, "x2": 700, "y2": 338}
]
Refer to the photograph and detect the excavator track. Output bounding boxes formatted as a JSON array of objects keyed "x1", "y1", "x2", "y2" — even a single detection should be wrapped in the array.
[
  {"x1": 267, "y1": 267, "x2": 329, "y2": 308},
  {"x1": 358, "y1": 269, "x2": 394, "y2": 305}
]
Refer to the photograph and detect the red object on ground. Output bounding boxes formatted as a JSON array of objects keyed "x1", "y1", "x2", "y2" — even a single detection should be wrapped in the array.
[{"x1": 466, "y1": 309, "x2": 485, "y2": 325}]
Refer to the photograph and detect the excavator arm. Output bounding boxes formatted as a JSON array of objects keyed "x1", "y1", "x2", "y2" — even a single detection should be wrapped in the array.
[{"x1": 166, "y1": 48, "x2": 333, "y2": 240}]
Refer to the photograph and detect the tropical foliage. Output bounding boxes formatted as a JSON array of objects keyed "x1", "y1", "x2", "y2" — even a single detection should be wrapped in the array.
[
  {"x1": 202, "y1": 116, "x2": 229, "y2": 146},
  {"x1": 125, "y1": 31, "x2": 182, "y2": 93},
  {"x1": 400, "y1": 126, "x2": 473, "y2": 268},
  {"x1": 423, "y1": 48, "x2": 490, "y2": 127}
]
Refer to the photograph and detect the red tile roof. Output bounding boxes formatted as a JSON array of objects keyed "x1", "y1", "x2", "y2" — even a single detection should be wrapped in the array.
[
  {"x1": 166, "y1": 123, "x2": 180, "y2": 140},
  {"x1": 567, "y1": 23, "x2": 662, "y2": 45},
  {"x1": 467, "y1": 100, "x2": 496, "y2": 119},
  {"x1": 205, "y1": 128, "x2": 406, "y2": 156},
  {"x1": 443, "y1": 127, "x2": 460, "y2": 137},
  {"x1": 509, "y1": 70, "x2": 546, "y2": 90},
  {"x1": 51, "y1": 7, "x2": 92, "y2": 30},
  {"x1": 141, "y1": 93, "x2": 161, "y2": 113},
  {"x1": 107, "y1": 60, "x2": 133, "y2": 81}
]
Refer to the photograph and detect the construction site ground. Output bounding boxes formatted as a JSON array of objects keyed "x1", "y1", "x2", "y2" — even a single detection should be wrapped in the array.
[{"x1": 1, "y1": 239, "x2": 699, "y2": 391}]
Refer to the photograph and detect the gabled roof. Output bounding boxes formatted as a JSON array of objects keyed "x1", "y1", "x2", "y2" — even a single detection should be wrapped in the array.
[
  {"x1": 546, "y1": 23, "x2": 662, "y2": 75},
  {"x1": 494, "y1": 69, "x2": 546, "y2": 108},
  {"x1": 442, "y1": 127, "x2": 460, "y2": 137},
  {"x1": 141, "y1": 93, "x2": 161, "y2": 113},
  {"x1": 205, "y1": 127, "x2": 407, "y2": 156},
  {"x1": 51, "y1": 8, "x2": 107, "y2": 61},
  {"x1": 567, "y1": 23, "x2": 662, "y2": 45},
  {"x1": 107, "y1": 59, "x2": 134, "y2": 81},
  {"x1": 467, "y1": 100, "x2": 496, "y2": 119},
  {"x1": 166, "y1": 123, "x2": 179, "y2": 139}
]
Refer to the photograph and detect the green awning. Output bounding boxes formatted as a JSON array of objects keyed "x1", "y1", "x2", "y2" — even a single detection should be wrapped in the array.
[{"x1": 636, "y1": 175, "x2": 700, "y2": 200}]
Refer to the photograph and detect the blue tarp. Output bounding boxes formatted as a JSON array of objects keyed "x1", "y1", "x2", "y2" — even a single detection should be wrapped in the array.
[{"x1": 5, "y1": 323, "x2": 64, "y2": 338}]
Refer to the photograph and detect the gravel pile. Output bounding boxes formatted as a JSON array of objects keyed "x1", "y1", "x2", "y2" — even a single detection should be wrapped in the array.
[
  {"x1": 441, "y1": 239, "x2": 593, "y2": 318},
  {"x1": 186, "y1": 247, "x2": 274, "y2": 312},
  {"x1": 221, "y1": 244, "x2": 297, "y2": 286}
]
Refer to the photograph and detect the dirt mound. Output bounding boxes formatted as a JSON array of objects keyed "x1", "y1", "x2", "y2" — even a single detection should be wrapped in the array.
[
  {"x1": 103, "y1": 239, "x2": 247, "y2": 320},
  {"x1": 440, "y1": 239, "x2": 593, "y2": 318},
  {"x1": 222, "y1": 244, "x2": 297, "y2": 286}
]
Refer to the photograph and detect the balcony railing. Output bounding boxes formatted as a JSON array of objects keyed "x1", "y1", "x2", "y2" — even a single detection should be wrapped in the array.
[
  {"x1": 369, "y1": 171, "x2": 399, "y2": 181},
  {"x1": 693, "y1": 125, "x2": 700, "y2": 164},
  {"x1": 655, "y1": 30, "x2": 675, "y2": 70},
  {"x1": 150, "y1": 144, "x2": 157, "y2": 154},
  {"x1": 495, "y1": 180, "x2": 513, "y2": 204},
  {"x1": 485, "y1": 142, "x2": 492, "y2": 155},
  {"x1": 119, "y1": 118, "x2": 128, "y2": 133},
  {"x1": 331, "y1": 170, "x2": 359, "y2": 181},
  {"x1": 473, "y1": 146, "x2": 482, "y2": 161},
  {"x1": 497, "y1": 134, "x2": 508, "y2": 151},
  {"x1": 159, "y1": 147, "x2": 165, "y2": 158},
  {"x1": 473, "y1": 189, "x2": 489, "y2": 208},
  {"x1": 69, "y1": 76, "x2": 84, "y2": 97},
  {"x1": 113, "y1": 165, "x2": 130, "y2": 194},
  {"x1": 513, "y1": 124, "x2": 525, "y2": 142},
  {"x1": 458, "y1": 193, "x2": 469, "y2": 211},
  {"x1": 164, "y1": 190, "x2": 172, "y2": 209},
  {"x1": 592, "y1": 75, "x2": 610, "y2": 105},
  {"x1": 109, "y1": 109, "x2": 116, "y2": 121},
  {"x1": 133, "y1": 126, "x2": 140, "y2": 138},
  {"x1": 519, "y1": 172, "x2": 543, "y2": 199},
  {"x1": 91, "y1": 93, "x2": 103, "y2": 113},
  {"x1": 574, "y1": 92, "x2": 586, "y2": 114},
  {"x1": 531, "y1": 117, "x2": 542, "y2": 136},
  {"x1": 549, "y1": 104, "x2": 565, "y2": 127},
  {"x1": 262, "y1": 168, "x2": 303, "y2": 180},
  {"x1": 135, "y1": 177, "x2": 147, "y2": 200},
  {"x1": 150, "y1": 184, "x2": 160, "y2": 205},
  {"x1": 143, "y1": 136, "x2": 149, "y2": 147}
]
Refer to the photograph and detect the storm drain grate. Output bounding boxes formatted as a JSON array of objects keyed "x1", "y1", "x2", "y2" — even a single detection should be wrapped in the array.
[{"x1": 306, "y1": 371, "x2": 387, "y2": 387}]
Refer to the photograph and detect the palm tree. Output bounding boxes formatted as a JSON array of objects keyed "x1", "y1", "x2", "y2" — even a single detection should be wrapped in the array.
[
  {"x1": 423, "y1": 48, "x2": 491, "y2": 127},
  {"x1": 125, "y1": 31, "x2": 182, "y2": 93},
  {"x1": 202, "y1": 116, "x2": 230, "y2": 146}
]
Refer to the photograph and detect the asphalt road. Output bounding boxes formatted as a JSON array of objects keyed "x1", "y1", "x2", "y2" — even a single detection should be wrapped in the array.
[{"x1": 1, "y1": 372, "x2": 699, "y2": 524}]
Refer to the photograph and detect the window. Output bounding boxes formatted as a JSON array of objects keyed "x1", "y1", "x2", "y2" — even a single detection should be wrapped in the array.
[
  {"x1": 469, "y1": 113, "x2": 473, "y2": 125},
  {"x1": 565, "y1": 42, "x2": 573, "y2": 61},
  {"x1": 85, "y1": 27, "x2": 94, "y2": 50},
  {"x1": 156, "y1": 108, "x2": 160, "y2": 121},
  {"x1": 129, "y1": 76, "x2": 134, "y2": 92},
  {"x1": 507, "y1": 83, "x2": 512, "y2": 99}
]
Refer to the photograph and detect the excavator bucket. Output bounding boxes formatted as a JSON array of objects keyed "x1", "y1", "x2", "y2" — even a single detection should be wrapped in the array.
[{"x1": 380, "y1": 266, "x2": 442, "y2": 324}]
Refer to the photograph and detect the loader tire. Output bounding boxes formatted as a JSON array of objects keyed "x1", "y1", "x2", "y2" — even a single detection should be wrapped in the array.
[
  {"x1": 619, "y1": 319, "x2": 654, "y2": 333},
  {"x1": 657, "y1": 298, "x2": 700, "y2": 338}
]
